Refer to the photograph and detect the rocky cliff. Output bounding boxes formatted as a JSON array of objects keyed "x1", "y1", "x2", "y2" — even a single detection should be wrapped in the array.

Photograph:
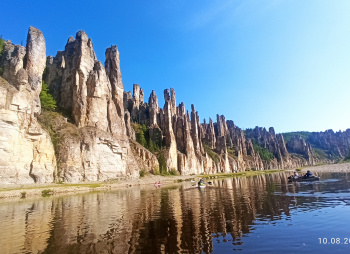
[
  {"x1": 283, "y1": 129, "x2": 350, "y2": 163},
  {"x1": 308, "y1": 130, "x2": 350, "y2": 159},
  {"x1": 124, "y1": 85, "x2": 313, "y2": 174},
  {"x1": 0, "y1": 27, "x2": 158, "y2": 184},
  {"x1": 0, "y1": 27, "x2": 349, "y2": 184},
  {"x1": 285, "y1": 135, "x2": 314, "y2": 164},
  {"x1": 44, "y1": 30, "x2": 158, "y2": 182},
  {"x1": 0, "y1": 27, "x2": 56, "y2": 184},
  {"x1": 245, "y1": 127, "x2": 313, "y2": 169}
]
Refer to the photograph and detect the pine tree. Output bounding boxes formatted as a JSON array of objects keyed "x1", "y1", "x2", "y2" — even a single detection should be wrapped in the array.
[
  {"x1": 158, "y1": 153, "x2": 167, "y2": 174},
  {"x1": 136, "y1": 129, "x2": 147, "y2": 147},
  {"x1": 40, "y1": 81, "x2": 56, "y2": 111}
]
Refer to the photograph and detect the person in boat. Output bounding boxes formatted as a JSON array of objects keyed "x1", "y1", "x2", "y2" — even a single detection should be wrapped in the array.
[
  {"x1": 198, "y1": 178, "x2": 205, "y2": 186},
  {"x1": 293, "y1": 172, "x2": 299, "y2": 178},
  {"x1": 304, "y1": 170, "x2": 313, "y2": 178},
  {"x1": 288, "y1": 171, "x2": 299, "y2": 179}
]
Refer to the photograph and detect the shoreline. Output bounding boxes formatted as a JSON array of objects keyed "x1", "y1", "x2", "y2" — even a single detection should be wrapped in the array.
[
  {"x1": 0, "y1": 169, "x2": 282, "y2": 200},
  {"x1": 302, "y1": 162, "x2": 350, "y2": 173},
  {"x1": 1, "y1": 163, "x2": 349, "y2": 200}
]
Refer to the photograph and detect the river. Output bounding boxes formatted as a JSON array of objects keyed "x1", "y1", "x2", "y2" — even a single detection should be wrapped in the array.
[{"x1": 1, "y1": 171, "x2": 350, "y2": 253}]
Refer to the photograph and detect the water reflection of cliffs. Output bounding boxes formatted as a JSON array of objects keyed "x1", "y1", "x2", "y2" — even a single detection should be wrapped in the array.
[{"x1": 1, "y1": 173, "x2": 302, "y2": 254}]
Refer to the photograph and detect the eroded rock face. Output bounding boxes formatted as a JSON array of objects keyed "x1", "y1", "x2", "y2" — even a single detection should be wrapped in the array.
[
  {"x1": 203, "y1": 118, "x2": 216, "y2": 149},
  {"x1": 308, "y1": 129, "x2": 350, "y2": 159},
  {"x1": 129, "y1": 139, "x2": 159, "y2": 173},
  {"x1": 124, "y1": 111, "x2": 136, "y2": 140},
  {"x1": 44, "y1": 31, "x2": 147, "y2": 182},
  {"x1": 286, "y1": 135, "x2": 314, "y2": 165},
  {"x1": 58, "y1": 127, "x2": 131, "y2": 182},
  {"x1": 0, "y1": 27, "x2": 56, "y2": 184},
  {"x1": 105, "y1": 45, "x2": 124, "y2": 117},
  {"x1": 123, "y1": 84, "x2": 149, "y2": 126},
  {"x1": 1, "y1": 42, "x2": 26, "y2": 89},
  {"x1": 125, "y1": 87, "x2": 233, "y2": 174},
  {"x1": 26, "y1": 27, "x2": 46, "y2": 92},
  {"x1": 148, "y1": 90, "x2": 159, "y2": 126},
  {"x1": 190, "y1": 105, "x2": 202, "y2": 154},
  {"x1": 163, "y1": 90, "x2": 177, "y2": 170},
  {"x1": 245, "y1": 126, "x2": 312, "y2": 169},
  {"x1": 1, "y1": 27, "x2": 345, "y2": 184}
]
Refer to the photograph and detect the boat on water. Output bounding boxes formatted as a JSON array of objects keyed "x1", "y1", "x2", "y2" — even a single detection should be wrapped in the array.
[
  {"x1": 288, "y1": 176, "x2": 320, "y2": 182},
  {"x1": 198, "y1": 178, "x2": 206, "y2": 188}
]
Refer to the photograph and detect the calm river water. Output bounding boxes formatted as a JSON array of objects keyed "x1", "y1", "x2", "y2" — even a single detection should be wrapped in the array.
[{"x1": 1, "y1": 171, "x2": 350, "y2": 254}]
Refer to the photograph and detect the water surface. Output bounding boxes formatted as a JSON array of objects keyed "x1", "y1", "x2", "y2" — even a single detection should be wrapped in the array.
[{"x1": 1, "y1": 171, "x2": 350, "y2": 253}]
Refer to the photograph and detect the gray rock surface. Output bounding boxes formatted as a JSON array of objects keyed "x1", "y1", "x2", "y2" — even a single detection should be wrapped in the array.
[
  {"x1": 286, "y1": 135, "x2": 314, "y2": 165},
  {"x1": 245, "y1": 126, "x2": 312, "y2": 169},
  {"x1": 43, "y1": 30, "x2": 154, "y2": 182},
  {"x1": 148, "y1": 90, "x2": 159, "y2": 126},
  {"x1": 105, "y1": 45, "x2": 124, "y2": 118},
  {"x1": 0, "y1": 27, "x2": 56, "y2": 184},
  {"x1": 308, "y1": 129, "x2": 350, "y2": 159}
]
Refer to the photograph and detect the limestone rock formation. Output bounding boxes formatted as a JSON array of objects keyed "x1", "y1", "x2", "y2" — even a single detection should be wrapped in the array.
[
  {"x1": 126, "y1": 83, "x2": 310, "y2": 174},
  {"x1": 44, "y1": 31, "x2": 153, "y2": 182},
  {"x1": 1, "y1": 26, "x2": 347, "y2": 184},
  {"x1": 307, "y1": 129, "x2": 350, "y2": 159},
  {"x1": 105, "y1": 45, "x2": 124, "y2": 117},
  {"x1": 245, "y1": 126, "x2": 312, "y2": 169},
  {"x1": 286, "y1": 135, "x2": 314, "y2": 165},
  {"x1": 162, "y1": 89, "x2": 177, "y2": 170},
  {"x1": 0, "y1": 27, "x2": 56, "y2": 184},
  {"x1": 125, "y1": 86, "x2": 243, "y2": 174},
  {"x1": 202, "y1": 118, "x2": 216, "y2": 149},
  {"x1": 129, "y1": 139, "x2": 159, "y2": 173},
  {"x1": 149, "y1": 90, "x2": 159, "y2": 127},
  {"x1": 123, "y1": 84, "x2": 149, "y2": 125},
  {"x1": 124, "y1": 111, "x2": 136, "y2": 140}
]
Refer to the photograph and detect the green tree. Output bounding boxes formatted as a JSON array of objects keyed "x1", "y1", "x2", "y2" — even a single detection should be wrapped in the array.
[
  {"x1": 148, "y1": 139, "x2": 155, "y2": 153},
  {"x1": 0, "y1": 35, "x2": 4, "y2": 56},
  {"x1": 136, "y1": 126, "x2": 147, "y2": 147},
  {"x1": 40, "y1": 81, "x2": 56, "y2": 111},
  {"x1": 252, "y1": 142, "x2": 274, "y2": 162},
  {"x1": 158, "y1": 152, "x2": 167, "y2": 174}
]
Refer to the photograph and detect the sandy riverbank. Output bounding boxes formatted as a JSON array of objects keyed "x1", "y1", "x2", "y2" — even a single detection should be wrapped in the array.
[
  {"x1": 0, "y1": 170, "x2": 282, "y2": 200},
  {"x1": 302, "y1": 162, "x2": 350, "y2": 173},
  {"x1": 1, "y1": 163, "x2": 349, "y2": 200},
  {"x1": 0, "y1": 174, "x2": 198, "y2": 199}
]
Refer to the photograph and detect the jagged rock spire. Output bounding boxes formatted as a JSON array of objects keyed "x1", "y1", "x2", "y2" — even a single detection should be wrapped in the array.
[
  {"x1": 0, "y1": 27, "x2": 56, "y2": 184},
  {"x1": 149, "y1": 90, "x2": 159, "y2": 126},
  {"x1": 105, "y1": 45, "x2": 124, "y2": 117},
  {"x1": 26, "y1": 27, "x2": 46, "y2": 91}
]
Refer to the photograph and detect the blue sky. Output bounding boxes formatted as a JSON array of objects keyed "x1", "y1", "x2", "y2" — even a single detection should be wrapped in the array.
[{"x1": 2, "y1": 0, "x2": 350, "y2": 133}]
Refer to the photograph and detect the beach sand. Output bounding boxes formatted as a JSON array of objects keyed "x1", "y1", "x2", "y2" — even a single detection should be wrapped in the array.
[
  {"x1": 302, "y1": 162, "x2": 350, "y2": 173},
  {"x1": 0, "y1": 174, "x2": 198, "y2": 200}
]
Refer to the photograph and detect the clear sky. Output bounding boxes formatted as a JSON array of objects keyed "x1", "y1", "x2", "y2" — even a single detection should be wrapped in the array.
[{"x1": 2, "y1": 0, "x2": 350, "y2": 133}]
